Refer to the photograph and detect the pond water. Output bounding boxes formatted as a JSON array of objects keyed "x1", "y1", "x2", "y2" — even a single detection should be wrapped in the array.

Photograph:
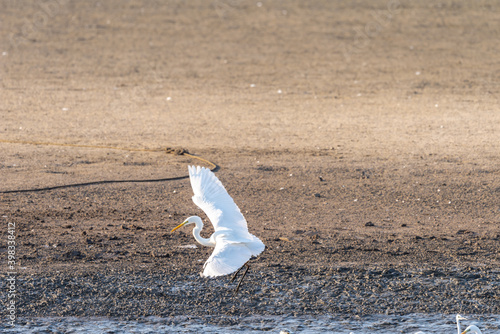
[{"x1": 4, "y1": 314, "x2": 499, "y2": 333}]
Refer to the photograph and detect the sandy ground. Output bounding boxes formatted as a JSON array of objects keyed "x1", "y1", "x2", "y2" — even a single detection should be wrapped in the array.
[{"x1": 1, "y1": 0, "x2": 499, "y2": 323}]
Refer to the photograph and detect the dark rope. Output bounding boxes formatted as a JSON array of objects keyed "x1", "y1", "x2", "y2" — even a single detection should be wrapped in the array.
[{"x1": 0, "y1": 141, "x2": 218, "y2": 194}]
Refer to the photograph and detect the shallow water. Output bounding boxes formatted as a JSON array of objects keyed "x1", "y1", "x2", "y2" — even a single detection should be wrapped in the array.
[{"x1": 5, "y1": 314, "x2": 499, "y2": 333}]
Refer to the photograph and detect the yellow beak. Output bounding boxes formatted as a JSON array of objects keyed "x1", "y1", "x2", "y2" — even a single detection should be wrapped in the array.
[{"x1": 171, "y1": 221, "x2": 187, "y2": 233}]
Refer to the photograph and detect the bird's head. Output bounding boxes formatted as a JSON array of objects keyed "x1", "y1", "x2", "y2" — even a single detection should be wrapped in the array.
[
  {"x1": 457, "y1": 314, "x2": 467, "y2": 321},
  {"x1": 171, "y1": 216, "x2": 202, "y2": 233}
]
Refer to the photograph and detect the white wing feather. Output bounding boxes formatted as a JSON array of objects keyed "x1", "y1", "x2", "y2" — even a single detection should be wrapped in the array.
[
  {"x1": 188, "y1": 165, "x2": 248, "y2": 234},
  {"x1": 202, "y1": 232, "x2": 265, "y2": 277},
  {"x1": 188, "y1": 166, "x2": 265, "y2": 277},
  {"x1": 203, "y1": 238, "x2": 253, "y2": 277}
]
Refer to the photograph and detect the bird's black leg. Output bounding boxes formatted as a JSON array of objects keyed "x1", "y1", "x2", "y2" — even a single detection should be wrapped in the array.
[
  {"x1": 230, "y1": 263, "x2": 246, "y2": 283},
  {"x1": 233, "y1": 262, "x2": 250, "y2": 295}
]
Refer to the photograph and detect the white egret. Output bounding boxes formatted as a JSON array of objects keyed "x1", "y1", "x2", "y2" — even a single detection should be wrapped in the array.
[
  {"x1": 414, "y1": 314, "x2": 478, "y2": 334},
  {"x1": 171, "y1": 166, "x2": 265, "y2": 294}
]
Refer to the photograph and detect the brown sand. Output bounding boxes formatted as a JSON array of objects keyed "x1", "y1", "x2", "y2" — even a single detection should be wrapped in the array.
[{"x1": 1, "y1": 0, "x2": 499, "y2": 320}]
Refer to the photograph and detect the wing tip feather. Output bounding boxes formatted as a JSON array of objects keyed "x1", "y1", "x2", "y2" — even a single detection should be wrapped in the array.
[{"x1": 188, "y1": 165, "x2": 210, "y2": 176}]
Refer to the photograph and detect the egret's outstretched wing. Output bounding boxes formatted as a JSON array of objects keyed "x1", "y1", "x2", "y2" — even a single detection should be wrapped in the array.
[
  {"x1": 188, "y1": 166, "x2": 248, "y2": 233},
  {"x1": 203, "y1": 240, "x2": 252, "y2": 277}
]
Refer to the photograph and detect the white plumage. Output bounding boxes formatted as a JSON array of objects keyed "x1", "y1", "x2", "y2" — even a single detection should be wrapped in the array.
[{"x1": 171, "y1": 166, "x2": 265, "y2": 279}]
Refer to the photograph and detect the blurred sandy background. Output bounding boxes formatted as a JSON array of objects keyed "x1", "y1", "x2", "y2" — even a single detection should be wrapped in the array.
[{"x1": 1, "y1": 0, "x2": 499, "y2": 268}]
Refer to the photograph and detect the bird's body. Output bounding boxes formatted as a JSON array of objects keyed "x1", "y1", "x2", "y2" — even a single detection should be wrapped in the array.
[{"x1": 171, "y1": 166, "x2": 265, "y2": 284}]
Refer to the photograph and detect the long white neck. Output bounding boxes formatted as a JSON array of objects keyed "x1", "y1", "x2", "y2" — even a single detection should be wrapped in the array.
[
  {"x1": 191, "y1": 217, "x2": 214, "y2": 247},
  {"x1": 456, "y1": 315, "x2": 470, "y2": 334}
]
